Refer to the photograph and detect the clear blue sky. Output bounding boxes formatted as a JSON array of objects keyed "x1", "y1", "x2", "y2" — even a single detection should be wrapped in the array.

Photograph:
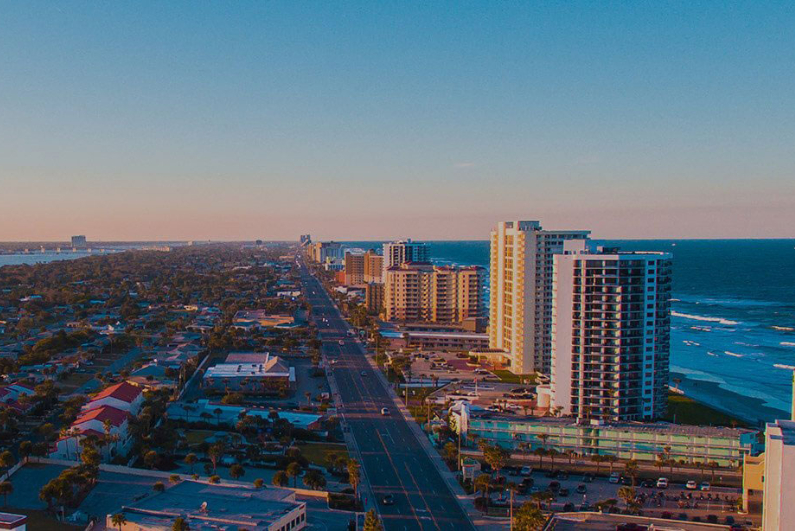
[{"x1": 1, "y1": 1, "x2": 794, "y2": 241}]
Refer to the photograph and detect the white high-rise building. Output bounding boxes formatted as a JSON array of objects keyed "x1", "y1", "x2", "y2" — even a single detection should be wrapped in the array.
[
  {"x1": 382, "y1": 239, "x2": 430, "y2": 276},
  {"x1": 550, "y1": 248, "x2": 672, "y2": 421},
  {"x1": 488, "y1": 221, "x2": 590, "y2": 374},
  {"x1": 763, "y1": 419, "x2": 795, "y2": 531}
]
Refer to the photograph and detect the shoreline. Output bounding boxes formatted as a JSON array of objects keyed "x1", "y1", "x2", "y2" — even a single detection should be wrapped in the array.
[{"x1": 671, "y1": 370, "x2": 788, "y2": 428}]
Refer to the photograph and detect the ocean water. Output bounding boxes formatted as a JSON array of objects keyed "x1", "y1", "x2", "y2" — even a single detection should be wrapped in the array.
[
  {"x1": 0, "y1": 250, "x2": 118, "y2": 267},
  {"x1": 345, "y1": 239, "x2": 795, "y2": 417}
]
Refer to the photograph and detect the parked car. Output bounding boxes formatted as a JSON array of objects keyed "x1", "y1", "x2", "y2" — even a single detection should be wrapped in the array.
[
  {"x1": 657, "y1": 477, "x2": 669, "y2": 489},
  {"x1": 686, "y1": 480, "x2": 698, "y2": 490},
  {"x1": 583, "y1": 474, "x2": 595, "y2": 483},
  {"x1": 700, "y1": 482, "x2": 711, "y2": 491},
  {"x1": 558, "y1": 488, "x2": 570, "y2": 497},
  {"x1": 548, "y1": 481, "x2": 560, "y2": 492},
  {"x1": 641, "y1": 479, "x2": 655, "y2": 488},
  {"x1": 520, "y1": 466, "x2": 532, "y2": 476},
  {"x1": 576, "y1": 484, "x2": 587, "y2": 494},
  {"x1": 380, "y1": 407, "x2": 390, "y2": 416},
  {"x1": 381, "y1": 494, "x2": 394, "y2": 505},
  {"x1": 609, "y1": 472, "x2": 621, "y2": 484}
]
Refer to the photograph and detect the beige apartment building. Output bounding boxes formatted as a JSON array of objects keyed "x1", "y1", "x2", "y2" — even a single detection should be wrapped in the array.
[
  {"x1": 489, "y1": 221, "x2": 590, "y2": 374},
  {"x1": 344, "y1": 251, "x2": 365, "y2": 285},
  {"x1": 384, "y1": 263, "x2": 484, "y2": 324},
  {"x1": 363, "y1": 250, "x2": 384, "y2": 283}
]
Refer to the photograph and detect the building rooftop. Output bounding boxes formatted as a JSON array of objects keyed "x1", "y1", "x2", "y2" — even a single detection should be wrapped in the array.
[
  {"x1": 117, "y1": 480, "x2": 303, "y2": 531},
  {"x1": 93, "y1": 381, "x2": 143, "y2": 404},
  {"x1": 74, "y1": 405, "x2": 130, "y2": 427}
]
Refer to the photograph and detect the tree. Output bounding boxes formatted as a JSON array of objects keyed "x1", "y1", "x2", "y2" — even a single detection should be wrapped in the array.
[
  {"x1": 153, "y1": 481, "x2": 165, "y2": 493},
  {"x1": 184, "y1": 453, "x2": 197, "y2": 474},
  {"x1": 110, "y1": 513, "x2": 127, "y2": 530},
  {"x1": 347, "y1": 459, "x2": 361, "y2": 498},
  {"x1": 363, "y1": 509, "x2": 383, "y2": 531},
  {"x1": 272, "y1": 470, "x2": 289, "y2": 487},
  {"x1": 443, "y1": 442, "x2": 458, "y2": 464},
  {"x1": 303, "y1": 468, "x2": 327, "y2": 490},
  {"x1": 514, "y1": 501, "x2": 546, "y2": 531},
  {"x1": 18, "y1": 441, "x2": 32, "y2": 463},
  {"x1": 547, "y1": 448, "x2": 559, "y2": 471},
  {"x1": 474, "y1": 473, "x2": 491, "y2": 500},
  {"x1": 483, "y1": 444, "x2": 509, "y2": 480},
  {"x1": 286, "y1": 462, "x2": 302, "y2": 487},
  {"x1": 253, "y1": 478, "x2": 264, "y2": 489},
  {"x1": 169, "y1": 474, "x2": 181, "y2": 484},
  {"x1": 172, "y1": 516, "x2": 190, "y2": 531},
  {"x1": 0, "y1": 481, "x2": 12, "y2": 507},
  {"x1": 0, "y1": 451, "x2": 14, "y2": 474},
  {"x1": 208, "y1": 442, "x2": 225, "y2": 473},
  {"x1": 533, "y1": 447, "x2": 547, "y2": 469},
  {"x1": 230, "y1": 464, "x2": 245, "y2": 480},
  {"x1": 617, "y1": 486, "x2": 636, "y2": 511},
  {"x1": 144, "y1": 450, "x2": 158, "y2": 469},
  {"x1": 209, "y1": 475, "x2": 221, "y2": 484},
  {"x1": 624, "y1": 460, "x2": 639, "y2": 487}
]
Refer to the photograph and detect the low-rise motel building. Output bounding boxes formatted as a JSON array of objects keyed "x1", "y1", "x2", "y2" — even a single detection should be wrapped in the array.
[
  {"x1": 453, "y1": 403, "x2": 759, "y2": 467},
  {"x1": 202, "y1": 353, "x2": 296, "y2": 394}
]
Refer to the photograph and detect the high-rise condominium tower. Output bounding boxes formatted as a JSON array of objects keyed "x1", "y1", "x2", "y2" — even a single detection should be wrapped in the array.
[
  {"x1": 382, "y1": 240, "x2": 430, "y2": 275},
  {"x1": 550, "y1": 249, "x2": 672, "y2": 421},
  {"x1": 489, "y1": 221, "x2": 590, "y2": 374}
]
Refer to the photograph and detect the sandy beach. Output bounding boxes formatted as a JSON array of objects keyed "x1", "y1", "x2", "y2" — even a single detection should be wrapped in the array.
[{"x1": 671, "y1": 370, "x2": 788, "y2": 428}]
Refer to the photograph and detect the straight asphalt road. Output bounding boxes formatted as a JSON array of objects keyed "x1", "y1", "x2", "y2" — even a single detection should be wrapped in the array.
[{"x1": 299, "y1": 261, "x2": 474, "y2": 531}]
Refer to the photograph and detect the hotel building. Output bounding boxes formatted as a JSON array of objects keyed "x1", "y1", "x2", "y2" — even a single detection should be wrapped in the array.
[
  {"x1": 489, "y1": 221, "x2": 590, "y2": 374},
  {"x1": 344, "y1": 251, "x2": 365, "y2": 285},
  {"x1": 383, "y1": 263, "x2": 485, "y2": 324},
  {"x1": 454, "y1": 403, "x2": 759, "y2": 468},
  {"x1": 363, "y1": 250, "x2": 384, "y2": 283},
  {"x1": 551, "y1": 248, "x2": 672, "y2": 421}
]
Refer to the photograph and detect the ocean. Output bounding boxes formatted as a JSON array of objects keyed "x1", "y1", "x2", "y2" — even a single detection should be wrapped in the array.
[
  {"x1": 346, "y1": 239, "x2": 795, "y2": 423},
  {"x1": 0, "y1": 250, "x2": 119, "y2": 267}
]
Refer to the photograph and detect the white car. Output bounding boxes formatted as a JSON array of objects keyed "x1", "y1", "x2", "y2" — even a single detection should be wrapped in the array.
[
  {"x1": 685, "y1": 480, "x2": 697, "y2": 490},
  {"x1": 381, "y1": 408, "x2": 390, "y2": 416},
  {"x1": 520, "y1": 466, "x2": 532, "y2": 476},
  {"x1": 656, "y1": 477, "x2": 669, "y2": 489},
  {"x1": 609, "y1": 472, "x2": 620, "y2": 484}
]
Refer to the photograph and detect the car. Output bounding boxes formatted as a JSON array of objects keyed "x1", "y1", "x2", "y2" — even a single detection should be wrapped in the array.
[
  {"x1": 641, "y1": 479, "x2": 655, "y2": 488},
  {"x1": 609, "y1": 472, "x2": 620, "y2": 484},
  {"x1": 521, "y1": 477, "x2": 534, "y2": 487},
  {"x1": 517, "y1": 483, "x2": 528, "y2": 494},
  {"x1": 558, "y1": 488, "x2": 570, "y2": 497},
  {"x1": 520, "y1": 466, "x2": 533, "y2": 476},
  {"x1": 548, "y1": 481, "x2": 560, "y2": 492},
  {"x1": 583, "y1": 474, "x2": 595, "y2": 483},
  {"x1": 338, "y1": 340, "x2": 344, "y2": 346},
  {"x1": 686, "y1": 480, "x2": 698, "y2": 490},
  {"x1": 700, "y1": 482, "x2": 711, "y2": 491},
  {"x1": 545, "y1": 470, "x2": 558, "y2": 478},
  {"x1": 381, "y1": 494, "x2": 394, "y2": 505},
  {"x1": 360, "y1": 371, "x2": 367, "y2": 376},
  {"x1": 657, "y1": 477, "x2": 669, "y2": 489},
  {"x1": 558, "y1": 472, "x2": 569, "y2": 480},
  {"x1": 381, "y1": 407, "x2": 390, "y2": 416},
  {"x1": 576, "y1": 484, "x2": 587, "y2": 494}
]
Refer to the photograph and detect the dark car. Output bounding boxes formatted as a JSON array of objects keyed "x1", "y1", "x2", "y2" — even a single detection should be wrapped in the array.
[
  {"x1": 545, "y1": 470, "x2": 558, "y2": 478},
  {"x1": 558, "y1": 472, "x2": 569, "y2": 480},
  {"x1": 583, "y1": 474, "x2": 595, "y2": 483},
  {"x1": 558, "y1": 488, "x2": 570, "y2": 497},
  {"x1": 548, "y1": 481, "x2": 561, "y2": 492},
  {"x1": 381, "y1": 494, "x2": 394, "y2": 505},
  {"x1": 521, "y1": 477, "x2": 534, "y2": 487},
  {"x1": 517, "y1": 483, "x2": 528, "y2": 495},
  {"x1": 576, "y1": 484, "x2": 587, "y2": 494},
  {"x1": 641, "y1": 479, "x2": 655, "y2": 488}
]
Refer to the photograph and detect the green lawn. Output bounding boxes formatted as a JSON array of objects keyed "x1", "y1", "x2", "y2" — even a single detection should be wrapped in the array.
[
  {"x1": 2, "y1": 508, "x2": 80, "y2": 531},
  {"x1": 664, "y1": 392, "x2": 746, "y2": 427},
  {"x1": 491, "y1": 370, "x2": 536, "y2": 384},
  {"x1": 184, "y1": 429, "x2": 217, "y2": 446},
  {"x1": 297, "y1": 442, "x2": 348, "y2": 468}
]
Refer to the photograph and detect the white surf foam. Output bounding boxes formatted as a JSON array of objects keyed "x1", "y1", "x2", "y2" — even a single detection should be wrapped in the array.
[{"x1": 672, "y1": 311, "x2": 739, "y2": 326}]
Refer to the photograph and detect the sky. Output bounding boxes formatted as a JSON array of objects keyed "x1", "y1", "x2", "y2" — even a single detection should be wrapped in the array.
[{"x1": 1, "y1": 1, "x2": 794, "y2": 242}]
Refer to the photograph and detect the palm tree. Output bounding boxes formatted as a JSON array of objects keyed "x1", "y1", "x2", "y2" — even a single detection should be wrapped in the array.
[
  {"x1": 272, "y1": 470, "x2": 289, "y2": 487},
  {"x1": 547, "y1": 448, "x2": 558, "y2": 471},
  {"x1": 506, "y1": 481, "x2": 519, "y2": 529},
  {"x1": 473, "y1": 473, "x2": 491, "y2": 502},
  {"x1": 286, "y1": 462, "x2": 302, "y2": 487},
  {"x1": 624, "y1": 460, "x2": 639, "y2": 487},
  {"x1": 591, "y1": 454, "x2": 604, "y2": 475},
  {"x1": 347, "y1": 459, "x2": 361, "y2": 499},
  {"x1": 617, "y1": 486, "x2": 637, "y2": 513},
  {"x1": 184, "y1": 453, "x2": 197, "y2": 474},
  {"x1": 533, "y1": 447, "x2": 547, "y2": 469},
  {"x1": 110, "y1": 512, "x2": 127, "y2": 530},
  {"x1": 172, "y1": 517, "x2": 190, "y2": 531},
  {"x1": 514, "y1": 501, "x2": 546, "y2": 530}
]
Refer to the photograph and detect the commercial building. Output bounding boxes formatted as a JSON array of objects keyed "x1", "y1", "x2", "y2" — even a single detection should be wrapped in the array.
[
  {"x1": 307, "y1": 241, "x2": 343, "y2": 264},
  {"x1": 489, "y1": 221, "x2": 590, "y2": 374},
  {"x1": 454, "y1": 403, "x2": 759, "y2": 467},
  {"x1": 0, "y1": 512, "x2": 26, "y2": 531},
  {"x1": 106, "y1": 479, "x2": 306, "y2": 531},
  {"x1": 551, "y1": 248, "x2": 672, "y2": 421},
  {"x1": 384, "y1": 263, "x2": 485, "y2": 324},
  {"x1": 382, "y1": 239, "x2": 430, "y2": 276},
  {"x1": 202, "y1": 353, "x2": 295, "y2": 394},
  {"x1": 71, "y1": 235, "x2": 87, "y2": 248},
  {"x1": 762, "y1": 419, "x2": 795, "y2": 531}
]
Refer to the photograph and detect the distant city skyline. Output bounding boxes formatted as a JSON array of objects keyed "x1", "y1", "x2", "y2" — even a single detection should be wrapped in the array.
[{"x1": 2, "y1": 2, "x2": 794, "y2": 241}]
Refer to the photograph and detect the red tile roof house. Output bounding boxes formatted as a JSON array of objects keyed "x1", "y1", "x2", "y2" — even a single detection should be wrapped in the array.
[
  {"x1": 50, "y1": 405, "x2": 132, "y2": 462},
  {"x1": 81, "y1": 381, "x2": 144, "y2": 415},
  {"x1": 50, "y1": 381, "x2": 143, "y2": 462}
]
